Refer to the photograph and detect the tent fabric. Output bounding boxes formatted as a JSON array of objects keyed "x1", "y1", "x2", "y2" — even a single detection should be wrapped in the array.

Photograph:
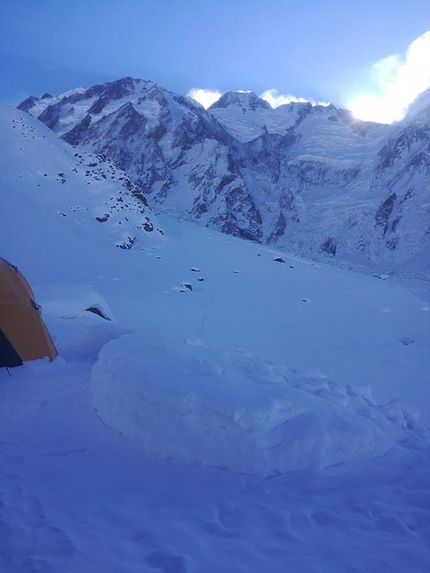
[{"x1": 0, "y1": 258, "x2": 57, "y2": 367}]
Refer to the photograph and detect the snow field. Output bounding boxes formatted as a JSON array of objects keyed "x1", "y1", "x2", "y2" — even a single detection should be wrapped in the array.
[
  {"x1": 1, "y1": 99, "x2": 430, "y2": 571},
  {"x1": 1, "y1": 355, "x2": 429, "y2": 572}
]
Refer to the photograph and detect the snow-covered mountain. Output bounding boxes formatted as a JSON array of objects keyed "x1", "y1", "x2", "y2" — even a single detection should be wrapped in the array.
[
  {"x1": 2, "y1": 90, "x2": 430, "y2": 573},
  {"x1": 19, "y1": 78, "x2": 430, "y2": 273}
]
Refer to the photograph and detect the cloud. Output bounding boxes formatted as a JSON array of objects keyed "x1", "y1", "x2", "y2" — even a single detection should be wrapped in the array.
[
  {"x1": 187, "y1": 87, "x2": 330, "y2": 110},
  {"x1": 187, "y1": 88, "x2": 223, "y2": 109},
  {"x1": 348, "y1": 31, "x2": 430, "y2": 123},
  {"x1": 260, "y1": 89, "x2": 310, "y2": 107}
]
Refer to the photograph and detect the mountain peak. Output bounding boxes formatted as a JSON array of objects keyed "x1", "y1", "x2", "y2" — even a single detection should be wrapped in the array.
[
  {"x1": 17, "y1": 95, "x2": 39, "y2": 113},
  {"x1": 208, "y1": 91, "x2": 271, "y2": 111},
  {"x1": 404, "y1": 86, "x2": 430, "y2": 123}
]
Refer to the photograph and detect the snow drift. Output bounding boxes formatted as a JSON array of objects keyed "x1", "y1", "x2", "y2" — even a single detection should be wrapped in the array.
[{"x1": 91, "y1": 333, "x2": 427, "y2": 476}]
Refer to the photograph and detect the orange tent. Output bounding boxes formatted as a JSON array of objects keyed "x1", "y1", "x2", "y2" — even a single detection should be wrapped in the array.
[{"x1": 0, "y1": 258, "x2": 57, "y2": 367}]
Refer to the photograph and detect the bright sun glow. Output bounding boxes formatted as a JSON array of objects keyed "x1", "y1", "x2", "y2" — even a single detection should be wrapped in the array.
[
  {"x1": 187, "y1": 88, "x2": 223, "y2": 109},
  {"x1": 348, "y1": 31, "x2": 430, "y2": 123}
]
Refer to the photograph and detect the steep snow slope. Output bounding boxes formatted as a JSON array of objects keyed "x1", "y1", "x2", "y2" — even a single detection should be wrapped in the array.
[
  {"x1": 19, "y1": 78, "x2": 430, "y2": 273},
  {"x1": 0, "y1": 103, "x2": 160, "y2": 259},
  {"x1": 370, "y1": 95, "x2": 430, "y2": 273},
  {"x1": 208, "y1": 90, "x2": 300, "y2": 141},
  {"x1": 1, "y1": 102, "x2": 430, "y2": 571}
]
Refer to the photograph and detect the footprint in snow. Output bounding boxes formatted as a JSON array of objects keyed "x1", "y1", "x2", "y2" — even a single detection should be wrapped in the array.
[{"x1": 399, "y1": 335, "x2": 416, "y2": 346}]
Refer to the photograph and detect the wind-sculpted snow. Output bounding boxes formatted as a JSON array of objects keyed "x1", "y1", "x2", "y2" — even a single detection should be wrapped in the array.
[
  {"x1": 91, "y1": 334, "x2": 427, "y2": 477},
  {"x1": 18, "y1": 79, "x2": 430, "y2": 274}
]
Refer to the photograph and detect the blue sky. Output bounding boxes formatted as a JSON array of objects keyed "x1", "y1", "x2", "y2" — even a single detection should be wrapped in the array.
[{"x1": 1, "y1": 0, "x2": 430, "y2": 121}]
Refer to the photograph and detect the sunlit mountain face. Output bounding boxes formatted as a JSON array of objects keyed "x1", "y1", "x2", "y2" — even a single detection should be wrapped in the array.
[{"x1": 18, "y1": 78, "x2": 430, "y2": 279}]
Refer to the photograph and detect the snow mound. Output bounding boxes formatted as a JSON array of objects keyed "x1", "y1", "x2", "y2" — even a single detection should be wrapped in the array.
[
  {"x1": 36, "y1": 284, "x2": 127, "y2": 362},
  {"x1": 91, "y1": 334, "x2": 427, "y2": 476},
  {"x1": 61, "y1": 320, "x2": 127, "y2": 363},
  {"x1": 37, "y1": 283, "x2": 115, "y2": 321}
]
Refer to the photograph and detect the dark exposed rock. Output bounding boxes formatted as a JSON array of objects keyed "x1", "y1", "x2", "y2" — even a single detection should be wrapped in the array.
[
  {"x1": 267, "y1": 212, "x2": 286, "y2": 244},
  {"x1": 38, "y1": 103, "x2": 62, "y2": 130},
  {"x1": 130, "y1": 187, "x2": 148, "y2": 206},
  {"x1": 84, "y1": 77, "x2": 135, "y2": 103},
  {"x1": 390, "y1": 217, "x2": 400, "y2": 233},
  {"x1": 172, "y1": 113, "x2": 230, "y2": 149},
  {"x1": 273, "y1": 257, "x2": 285, "y2": 263},
  {"x1": 399, "y1": 188, "x2": 414, "y2": 206},
  {"x1": 285, "y1": 159, "x2": 359, "y2": 191},
  {"x1": 192, "y1": 201, "x2": 208, "y2": 217},
  {"x1": 117, "y1": 236, "x2": 136, "y2": 249},
  {"x1": 279, "y1": 191, "x2": 295, "y2": 211},
  {"x1": 88, "y1": 97, "x2": 107, "y2": 115},
  {"x1": 320, "y1": 237, "x2": 337, "y2": 255},
  {"x1": 86, "y1": 306, "x2": 111, "y2": 320},
  {"x1": 62, "y1": 114, "x2": 92, "y2": 146},
  {"x1": 375, "y1": 193, "x2": 397, "y2": 232},
  {"x1": 376, "y1": 125, "x2": 428, "y2": 175},
  {"x1": 386, "y1": 237, "x2": 398, "y2": 250},
  {"x1": 17, "y1": 95, "x2": 39, "y2": 112}
]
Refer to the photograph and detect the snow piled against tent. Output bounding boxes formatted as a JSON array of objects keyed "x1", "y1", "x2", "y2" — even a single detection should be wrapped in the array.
[
  {"x1": 91, "y1": 333, "x2": 428, "y2": 476},
  {"x1": 35, "y1": 284, "x2": 130, "y2": 363}
]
